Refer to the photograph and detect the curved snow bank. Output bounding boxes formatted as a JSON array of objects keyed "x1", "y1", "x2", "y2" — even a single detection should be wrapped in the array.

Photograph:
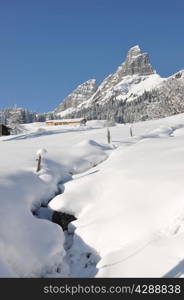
[
  {"x1": 49, "y1": 134, "x2": 184, "y2": 277},
  {"x1": 96, "y1": 233, "x2": 184, "y2": 277},
  {"x1": 141, "y1": 126, "x2": 174, "y2": 138},
  {"x1": 0, "y1": 135, "x2": 112, "y2": 277},
  {"x1": 49, "y1": 140, "x2": 113, "y2": 216},
  {"x1": 63, "y1": 139, "x2": 113, "y2": 175},
  {"x1": 173, "y1": 127, "x2": 184, "y2": 137},
  {"x1": 0, "y1": 164, "x2": 68, "y2": 277}
]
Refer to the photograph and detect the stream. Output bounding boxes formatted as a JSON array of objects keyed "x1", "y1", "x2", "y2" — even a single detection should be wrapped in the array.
[{"x1": 32, "y1": 169, "x2": 102, "y2": 277}]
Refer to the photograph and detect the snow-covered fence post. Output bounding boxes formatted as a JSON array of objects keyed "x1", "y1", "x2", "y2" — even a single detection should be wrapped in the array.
[
  {"x1": 107, "y1": 128, "x2": 111, "y2": 144},
  {"x1": 36, "y1": 148, "x2": 47, "y2": 172},
  {"x1": 130, "y1": 125, "x2": 133, "y2": 137},
  {"x1": 36, "y1": 154, "x2": 41, "y2": 172}
]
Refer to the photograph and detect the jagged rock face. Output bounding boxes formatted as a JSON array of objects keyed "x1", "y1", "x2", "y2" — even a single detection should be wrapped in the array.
[
  {"x1": 55, "y1": 79, "x2": 97, "y2": 113},
  {"x1": 55, "y1": 46, "x2": 155, "y2": 114},
  {"x1": 90, "y1": 45, "x2": 154, "y2": 93},
  {"x1": 118, "y1": 45, "x2": 154, "y2": 77},
  {"x1": 54, "y1": 45, "x2": 184, "y2": 123},
  {"x1": 77, "y1": 46, "x2": 158, "y2": 109}
]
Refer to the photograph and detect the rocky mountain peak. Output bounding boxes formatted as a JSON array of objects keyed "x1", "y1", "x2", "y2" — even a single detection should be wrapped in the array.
[
  {"x1": 127, "y1": 45, "x2": 141, "y2": 58},
  {"x1": 54, "y1": 46, "x2": 184, "y2": 124},
  {"x1": 117, "y1": 45, "x2": 154, "y2": 77},
  {"x1": 92, "y1": 46, "x2": 155, "y2": 93}
]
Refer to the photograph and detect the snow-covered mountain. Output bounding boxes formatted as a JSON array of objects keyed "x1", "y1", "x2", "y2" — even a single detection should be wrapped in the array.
[
  {"x1": 55, "y1": 45, "x2": 184, "y2": 122},
  {"x1": 55, "y1": 79, "x2": 97, "y2": 117}
]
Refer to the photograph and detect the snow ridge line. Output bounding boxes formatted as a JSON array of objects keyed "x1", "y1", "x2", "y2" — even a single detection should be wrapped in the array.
[{"x1": 99, "y1": 240, "x2": 152, "y2": 270}]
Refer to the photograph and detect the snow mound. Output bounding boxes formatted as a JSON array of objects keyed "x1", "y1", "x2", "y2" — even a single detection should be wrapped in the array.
[{"x1": 65, "y1": 139, "x2": 113, "y2": 175}]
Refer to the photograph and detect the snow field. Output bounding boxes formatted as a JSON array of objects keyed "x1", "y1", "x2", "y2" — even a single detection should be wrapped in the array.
[
  {"x1": 0, "y1": 121, "x2": 113, "y2": 277},
  {"x1": 0, "y1": 116, "x2": 184, "y2": 277}
]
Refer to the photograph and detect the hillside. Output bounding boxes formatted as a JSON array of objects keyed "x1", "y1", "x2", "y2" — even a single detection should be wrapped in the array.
[{"x1": 0, "y1": 114, "x2": 184, "y2": 277}]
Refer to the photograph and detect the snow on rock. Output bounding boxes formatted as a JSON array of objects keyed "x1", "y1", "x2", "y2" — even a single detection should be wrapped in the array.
[
  {"x1": 55, "y1": 79, "x2": 97, "y2": 113},
  {"x1": 115, "y1": 44, "x2": 154, "y2": 77},
  {"x1": 53, "y1": 45, "x2": 158, "y2": 119},
  {"x1": 56, "y1": 107, "x2": 76, "y2": 118},
  {"x1": 115, "y1": 73, "x2": 164, "y2": 102},
  {"x1": 53, "y1": 47, "x2": 184, "y2": 124}
]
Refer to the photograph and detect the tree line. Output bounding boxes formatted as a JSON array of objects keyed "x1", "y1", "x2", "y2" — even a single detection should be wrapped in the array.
[{"x1": 0, "y1": 106, "x2": 62, "y2": 134}]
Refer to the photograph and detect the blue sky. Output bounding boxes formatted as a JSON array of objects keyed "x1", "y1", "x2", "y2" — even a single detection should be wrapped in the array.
[{"x1": 0, "y1": 0, "x2": 183, "y2": 112}]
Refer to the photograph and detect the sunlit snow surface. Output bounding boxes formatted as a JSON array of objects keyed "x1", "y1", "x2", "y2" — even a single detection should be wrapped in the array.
[{"x1": 0, "y1": 115, "x2": 184, "y2": 277}]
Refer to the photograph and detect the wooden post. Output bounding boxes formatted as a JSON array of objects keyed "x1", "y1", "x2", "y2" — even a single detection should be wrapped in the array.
[
  {"x1": 36, "y1": 148, "x2": 47, "y2": 172},
  {"x1": 36, "y1": 154, "x2": 42, "y2": 172},
  {"x1": 107, "y1": 128, "x2": 111, "y2": 144},
  {"x1": 130, "y1": 125, "x2": 133, "y2": 137}
]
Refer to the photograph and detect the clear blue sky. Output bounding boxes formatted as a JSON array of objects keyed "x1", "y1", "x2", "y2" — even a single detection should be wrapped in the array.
[{"x1": 0, "y1": 0, "x2": 183, "y2": 112}]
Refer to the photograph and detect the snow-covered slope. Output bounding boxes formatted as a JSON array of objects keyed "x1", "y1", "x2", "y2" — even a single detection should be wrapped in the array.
[
  {"x1": 55, "y1": 79, "x2": 97, "y2": 114},
  {"x1": 54, "y1": 46, "x2": 184, "y2": 122},
  {"x1": 0, "y1": 114, "x2": 184, "y2": 277}
]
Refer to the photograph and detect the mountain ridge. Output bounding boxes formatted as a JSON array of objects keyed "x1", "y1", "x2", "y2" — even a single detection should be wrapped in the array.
[{"x1": 55, "y1": 45, "x2": 184, "y2": 122}]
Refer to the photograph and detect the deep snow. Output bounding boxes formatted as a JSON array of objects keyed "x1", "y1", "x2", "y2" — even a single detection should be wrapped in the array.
[{"x1": 0, "y1": 115, "x2": 184, "y2": 277}]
